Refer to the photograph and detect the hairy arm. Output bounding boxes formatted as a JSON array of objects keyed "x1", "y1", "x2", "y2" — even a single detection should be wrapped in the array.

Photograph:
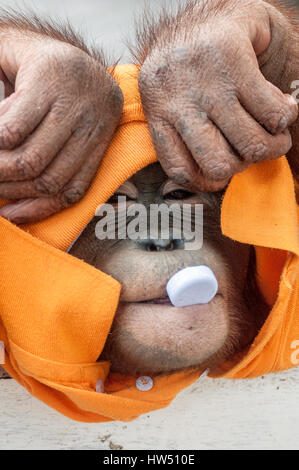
[
  {"x1": 0, "y1": 9, "x2": 123, "y2": 223},
  {"x1": 136, "y1": 0, "x2": 298, "y2": 191}
]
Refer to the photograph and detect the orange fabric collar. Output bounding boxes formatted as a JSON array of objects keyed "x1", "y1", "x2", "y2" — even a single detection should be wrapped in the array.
[{"x1": 0, "y1": 64, "x2": 298, "y2": 422}]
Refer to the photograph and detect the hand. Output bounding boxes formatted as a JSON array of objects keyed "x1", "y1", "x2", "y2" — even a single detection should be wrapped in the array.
[
  {"x1": 0, "y1": 27, "x2": 123, "y2": 223},
  {"x1": 138, "y1": 0, "x2": 298, "y2": 191}
]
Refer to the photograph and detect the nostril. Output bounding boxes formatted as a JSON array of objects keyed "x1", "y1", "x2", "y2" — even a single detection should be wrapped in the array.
[{"x1": 143, "y1": 239, "x2": 182, "y2": 252}]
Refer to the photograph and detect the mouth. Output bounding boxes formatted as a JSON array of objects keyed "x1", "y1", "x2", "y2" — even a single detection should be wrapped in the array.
[
  {"x1": 133, "y1": 292, "x2": 222, "y2": 307},
  {"x1": 141, "y1": 296, "x2": 172, "y2": 305},
  {"x1": 113, "y1": 294, "x2": 228, "y2": 373}
]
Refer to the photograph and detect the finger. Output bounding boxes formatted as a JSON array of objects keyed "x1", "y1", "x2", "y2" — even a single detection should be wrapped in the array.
[
  {"x1": 0, "y1": 136, "x2": 110, "y2": 224},
  {"x1": 0, "y1": 102, "x2": 77, "y2": 182},
  {"x1": 0, "y1": 86, "x2": 51, "y2": 150},
  {"x1": 0, "y1": 124, "x2": 99, "y2": 198},
  {"x1": 237, "y1": 54, "x2": 298, "y2": 134},
  {"x1": 0, "y1": 113, "x2": 113, "y2": 199},
  {"x1": 174, "y1": 111, "x2": 250, "y2": 181},
  {"x1": 208, "y1": 96, "x2": 293, "y2": 163},
  {"x1": 149, "y1": 120, "x2": 199, "y2": 184},
  {"x1": 149, "y1": 119, "x2": 233, "y2": 191}
]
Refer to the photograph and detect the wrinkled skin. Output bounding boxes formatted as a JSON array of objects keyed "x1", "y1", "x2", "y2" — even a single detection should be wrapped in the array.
[
  {"x1": 0, "y1": 18, "x2": 123, "y2": 223},
  {"x1": 138, "y1": 0, "x2": 299, "y2": 191},
  {"x1": 70, "y1": 163, "x2": 268, "y2": 375}
]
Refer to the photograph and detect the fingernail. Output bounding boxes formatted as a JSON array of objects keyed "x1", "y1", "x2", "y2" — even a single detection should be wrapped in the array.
[
  {"x1": 0, "y1": 206, "x2": 15, "y2": 219},
  {"x1": 277, "y1": 116, "x2": 288, "y2": 132},
  {"x1": 0, "y1": 203, "x2": 28, "y2": 223},
  {"x1": 0, "y1": 209, "x2": 27, "y2": 224}
]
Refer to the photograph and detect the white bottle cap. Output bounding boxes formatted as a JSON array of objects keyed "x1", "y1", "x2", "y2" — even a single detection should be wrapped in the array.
[{"x1": 166, "y1": 266, "x2": 218, "y2": 307}]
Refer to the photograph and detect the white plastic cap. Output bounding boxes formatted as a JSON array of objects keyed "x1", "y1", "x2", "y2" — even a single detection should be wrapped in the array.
[
  {"x1": 136, "y1": 376, "x2": 153, "y2": 391},
  {"x1": 166, "y1": 266, "x2": 218, "y2": 307}
]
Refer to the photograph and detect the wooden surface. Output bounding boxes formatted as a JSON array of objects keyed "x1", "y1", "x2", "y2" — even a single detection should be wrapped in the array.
[{"x1": 1, "y1": 368, "x2": 299, "y2": 450}]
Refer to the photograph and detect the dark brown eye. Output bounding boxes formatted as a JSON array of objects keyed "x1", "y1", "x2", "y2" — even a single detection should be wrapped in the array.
[
  {"x1": 107, "y1": 194, "x2": 136, "y2": 204},
  {"x1": 164, "y1": 190, "x2": 194, "y2": 200}
]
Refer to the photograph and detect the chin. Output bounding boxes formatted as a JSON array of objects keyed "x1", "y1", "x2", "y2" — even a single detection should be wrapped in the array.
[{"x1": 101, "y1": 295, "x2": 233, "y2": 375}]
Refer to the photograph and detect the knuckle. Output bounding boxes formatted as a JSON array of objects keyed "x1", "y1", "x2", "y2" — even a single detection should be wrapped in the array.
[
  {"x1": 150, "y1": 125, "x2": 168, "y2": 150},
  {"x1": 75, "y1": 106, "x2": 97, "y2": 131},
  {"x1": 201, "y1": 157, "x2": 233, "y2": 180},
  {"x1": 263, "y1": 109, "x2": 287, "y2": 133},
  {"x1": 237, "y1": 137, "x2": 267, "y2": 162},
  {"x1": 15, "y1": 153, "x2": 42, "y2": 180},
  {"x1": 174, "y1": 117, "x2": 192, "y2": 137},
  {"x1": 139, "y1": 58, "x2": 166, "y2": 87},
  {"x1": 0, "y1": 123, "x2": 25, "y2": 149},
  {"x1": 138, "y1": 57, "x2": 171, "y2": 108},
  {"x1": 167, "y1": 166, "x2": 191, "y2": 186},
  {"x1": 34, "y1": 174, "x2": 61, "y2": 196},
  {"x1": 101, "y1": 79, "x2": 124, "y2": 115},
  {"x1": 59, "y1": 182, "x2": 86, "y2": 206}
]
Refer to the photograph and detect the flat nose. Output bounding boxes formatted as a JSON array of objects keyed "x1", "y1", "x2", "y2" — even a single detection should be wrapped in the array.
[{"x1": 138, "y1": 238, "x2": 183, "y2": 252}]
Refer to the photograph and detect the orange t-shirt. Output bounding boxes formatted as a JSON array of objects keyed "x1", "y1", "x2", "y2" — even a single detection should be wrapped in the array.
[{"x1": 0, "y1": 64, "x2": 298, "y2": 422}]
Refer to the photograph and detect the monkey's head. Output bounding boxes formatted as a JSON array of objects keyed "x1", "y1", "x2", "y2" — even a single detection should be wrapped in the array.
[{"x1": 70, "y1": 162, "x2": 268, "y2": 375}]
